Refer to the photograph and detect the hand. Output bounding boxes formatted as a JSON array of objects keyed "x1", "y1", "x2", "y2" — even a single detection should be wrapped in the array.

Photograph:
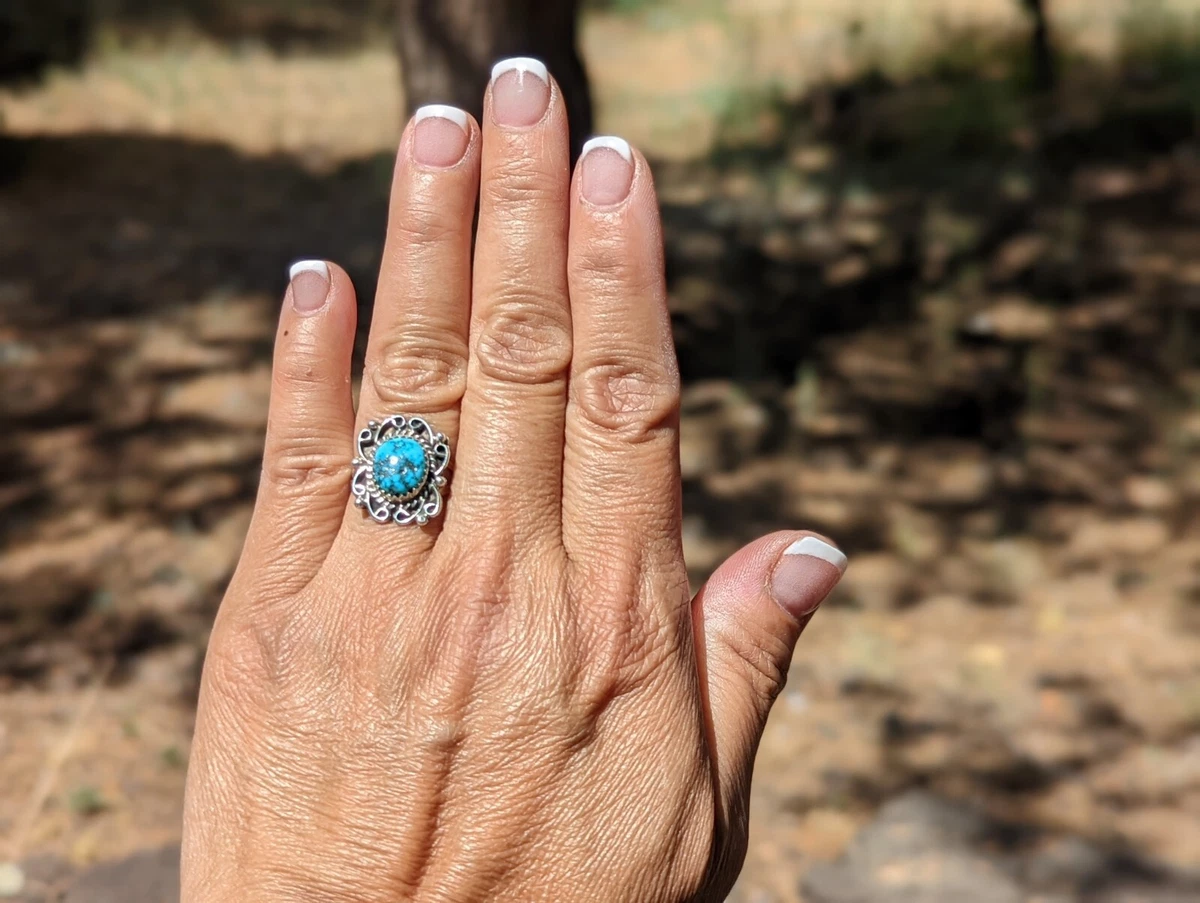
[{"x1": 181, "y1": 58, "x2": 847, "y2": 903}]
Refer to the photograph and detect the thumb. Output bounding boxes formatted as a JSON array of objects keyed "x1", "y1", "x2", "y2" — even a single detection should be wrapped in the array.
[{"x1": 692, "y1": 532, "x2": 847, "y2": 877}]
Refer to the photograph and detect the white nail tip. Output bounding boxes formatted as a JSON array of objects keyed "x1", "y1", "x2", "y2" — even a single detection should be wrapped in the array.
[
  {"x1": 491, "y1": 57, "x2": 549, "y2": 84},
  {"x1": 581, "y1": 136, "x2": 634, "y2": 165},
  {"x1": 783, "y1": 537, "x2": 849, "y2": 573},
  {"x1": 414, "y1": 104, "x2": 470, "y2": 131},
  {"x1": 288, "y1": 260, "x2": 329, "y2": 281}
]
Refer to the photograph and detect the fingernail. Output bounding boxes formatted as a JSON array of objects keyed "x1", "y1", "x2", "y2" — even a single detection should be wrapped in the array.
[
  {"x1": 288, "y1": 260, "x2": 330, "y2": 314},
  {"x1": 580, "y1": 136, "x2": 635, "y2": 205},
  {"x1": 412, "y1": 104, "x2": 470, "y2": 167},
  {"x1": 771, "y1": 537, "x2": 848, "y2": 619},
  {"x1": 491, "y1": 57, "x2": 550, "y2": 127}
]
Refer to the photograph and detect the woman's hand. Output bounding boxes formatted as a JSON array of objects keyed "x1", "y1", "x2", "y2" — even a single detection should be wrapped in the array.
[{"x1": 181, "y1": 59, "x2": 846, "y2": 903}]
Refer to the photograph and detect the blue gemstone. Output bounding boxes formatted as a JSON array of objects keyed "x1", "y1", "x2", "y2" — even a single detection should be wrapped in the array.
[{"x1": 373, "y1": 437, "x2": 429, "y2": 499}]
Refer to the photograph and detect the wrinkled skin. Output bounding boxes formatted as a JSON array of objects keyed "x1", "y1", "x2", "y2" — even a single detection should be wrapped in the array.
[{"x1": 182, "y1": 64, "x2": 846, "y2": 903}]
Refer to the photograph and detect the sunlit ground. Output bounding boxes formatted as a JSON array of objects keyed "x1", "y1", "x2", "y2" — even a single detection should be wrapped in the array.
[{"x1": 3, "y1": 0, "x2": 1193, "y2": 160}]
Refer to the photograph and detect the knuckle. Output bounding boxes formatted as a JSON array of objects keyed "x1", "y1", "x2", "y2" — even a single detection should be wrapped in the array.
[
  {"x1": 275, "y1": 333, "x2": 337, "y2": 390},
  {"x1": 475, "y1": 296, "x2": 572, "y2": 385},
  {"x1": 717, "y1": 622, "x2": 792, "y2": 711},
  {"x1": 204, "y1": 618, "x2": 280, "y2": 700},
  {"x1": 204, "y1": 605, "x2": 313, "y2": 709},
  {"x1": 388, "y1": 199, "x2": 459, "y2": 248},
  {"x1": 451, "y1": 578, "x2": 510, "y2": 626},
  {"x1": 276, "y1": 360, "x2": 322, "y2": 391},
  {"x1": 368, "y1": 333, "x2": 468, "y2": 410},
  {"x1": 620, "y1": 610, "x2": 682, "y2": 687},
  {"x1": 204, "y1": 605, "x2": 354, "y2": 756},
  {"x1": 572, "y1": 357, "x2": 680, "y2": 437},
  {"x1": 573, "y1": 238, "x2": 658, "y2": 293},
  {"x1": 436, "y1": 539, "x2": 516, "y2": 621},
  {"x1": 263, "y1": 431, "x2": 348, "y2": 498},
  {"x1": 574, "y1": 566, "x2": 687, "y2": 698},
  {"x1": 483, "y1": 159, "x2": 561, "y2": 211}
]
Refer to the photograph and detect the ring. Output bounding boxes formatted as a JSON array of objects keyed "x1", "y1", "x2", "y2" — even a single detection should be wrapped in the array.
[{"x1": 352, "y1": 415, "x2": 451, "y2": 526}]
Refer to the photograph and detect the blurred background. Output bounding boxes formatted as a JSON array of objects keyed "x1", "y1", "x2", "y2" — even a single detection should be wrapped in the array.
[{"x1": 2, "y1": 0, "x2": 1200, "y2": 900}]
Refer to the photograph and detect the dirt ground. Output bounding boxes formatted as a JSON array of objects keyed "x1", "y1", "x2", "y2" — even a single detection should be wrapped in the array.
[{"x1": 2, "y1": 2, "x2": 1200, "y2": 901}]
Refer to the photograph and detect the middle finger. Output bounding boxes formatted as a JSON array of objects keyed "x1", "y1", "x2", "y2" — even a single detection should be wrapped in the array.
[{"x1": 450, "y1": 59, "x2": 573, "y2": 548}]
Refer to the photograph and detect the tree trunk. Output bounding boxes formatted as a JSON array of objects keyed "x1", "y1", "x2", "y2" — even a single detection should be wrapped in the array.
[
  {"x1": 395, "y1": 0, "x2": 592, "y2": 158},
  {"x1": 1021, "y1": 0, "x2": 1056, "y2": 92}
]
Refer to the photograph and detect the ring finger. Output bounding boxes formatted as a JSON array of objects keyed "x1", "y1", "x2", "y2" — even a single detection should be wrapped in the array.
[{"x1": 347, "y1": 104, "x2": 481, "y2": 548}]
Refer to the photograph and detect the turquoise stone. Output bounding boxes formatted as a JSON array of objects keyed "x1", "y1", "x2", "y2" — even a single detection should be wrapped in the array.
[{"x1": 373, "y1": 437, "x2": 429, "y2": 499}]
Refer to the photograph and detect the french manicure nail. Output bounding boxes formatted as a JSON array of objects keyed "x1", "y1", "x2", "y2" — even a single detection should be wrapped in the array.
[
  {"x1": 288, "y1": 260, "x2": 330, "y2": 314},
  {"x1": 491, "y1": 57, "x2": 550, "y2": 127},
  {"x1": 771, "y1": 537, "x2": 848, "y2": 619},
  {"x1": 580, "y1": 136, "x2": 635, "y2": 205},
  {"x1": 413, "y1": 104, "x2": 470, "y2": 167}
]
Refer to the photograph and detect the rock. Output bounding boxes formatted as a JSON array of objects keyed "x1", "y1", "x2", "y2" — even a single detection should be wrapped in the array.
[
  {"x1": 1089, "y1": 742, "x2": 1200, "y2": 803},
  {"x1": 158, "y1": 367, "x2": 271, "y2": 428},
  {"x1": 1066, "y1": 518, "x2": 1170, "y2": 563},
  {"x1": 668, "y1": 229, "x2": 725, "y2": 262},
  {"x1": 792, "y1": 410, "x2": 871, "y2": 439},
  {"x1": 0, "y1": 521, "x2": 135, "y2": 615},
  {"x1": 840, "y1": 218, "x2": 884, "y2": 248},
  {"x1": 791, "y1": 495, "x2": 862, "y2": 534},
  {"x1": 189, "y1": 295, "x2": 274, "y2": 343},
  {"x1": 1074, "y1": 165, "x2": 1142, "y2": 200},
  {"x1": 1062, "y1": 295, "x2": 1136, "y2": 331},
  {"x1": 681, "y1": 516, "x2": 732, "y2": 582},
  {"x1": 160, "y1": 473, "x2": 243, "y2": 512},
  {"x1": 64, "y1": 847, "x2": 179, "y2": 903},
  {"x1": 760, "y1": 228, "x2": 799, "y2": 260},
  {"x1": 837, "y1": 553, "x2": 915, "y2": 610},
  {"x1": 789, "y1": 144, "x2": 834, "y2": 172},
  {"x1": 966, "y1": 296, "x2": 1055, "y2": 341},
  {"x1": 132, "y1": 324, "x2": 239, "y2": 374},
  {"x1": 924, "y1": 207, "x2": 982, "y2": 256},
  {"x1": 800, "y1": 221, "x2": 842, "y2": 256},
  {"x1": 777, "y1": 181, "x2": 829, "y2": 219},
  {"x1": 960, "y1": 539, "x2": 1047, "y2": 602},
  {"x1": 0, "y1": 863, "x2": 24, "y2": 897},
  {"x1": 142, "y1": 434, "x2": 263, "y2": 474},
  {"x1": 1027, "y1": 780, "x2": 1104, "y2": 837},
  {"x1": 1124, "y1": 475, "x2": 1177, "y2": 512},
  {"x1": 825, "y1": 254, "x2": 870, "y2": 286},
  {"x1": 843, "y1": 184, "x2": 886, "y2": 217},
  {"x1": 898, "y1": 445, "x2": 992, "y2": 505},
  {"x1": 1095, "y1": 889, "x2": 1200, "y2": 903},
  {"x1": 1025, "y1": 446, "x2": 1124, "y2": 503},
  {"x1": 795, "y1": 808, "x2": 862, "y2": 862},
  {"x1": 1010, "y1": 726, "x2": 1089, "y2": 770},
  {"x1": 720, "y1": 169, "x2": 759, "y2": 200},
  {"x1": 1022, "y1": 415, "x2": 1123, "y2": 446},
  {"x1": 1114, "y1": 807, "x2": 1200, "y2": 876},
  {"x1": 1176, "y1": 412, "x2": 1200, "y2": 448},
  {"x1": 793, "y1": 465, "x2": 884, "y2": 500},
  {"x1": 885, "y1": 503, "x2": 943, "y2": 564},
  {"x1": 802, "y1": 792, "x2": 1023, "y2": 903},
  {"x1": 1021, "y1": 836, "x2": 1107, "y2": 891},
  {"x1": 990, "y1": 233, "x2": 1048, "y2": 281},
  {"x1": 679, "y1": 382, "x2": 769, "y2": 479},
  {"x1": 5, "y1": 856, "x2": 73, "y2": 903}
]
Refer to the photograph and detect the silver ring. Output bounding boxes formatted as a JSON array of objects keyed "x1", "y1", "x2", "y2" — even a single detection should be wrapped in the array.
[{"x1": 352, "y1": 415, "x2": 450, "y2": 526}]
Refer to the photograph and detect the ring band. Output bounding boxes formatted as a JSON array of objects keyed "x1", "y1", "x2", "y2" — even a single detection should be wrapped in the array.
[{"x1": 352, "y1": 415, "x2": 450, "y2": 526}]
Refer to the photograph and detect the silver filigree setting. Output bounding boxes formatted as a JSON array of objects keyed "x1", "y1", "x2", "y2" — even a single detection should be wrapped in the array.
[{"x1": 352, "y1": 415, "x2": 450, "y2": 526}]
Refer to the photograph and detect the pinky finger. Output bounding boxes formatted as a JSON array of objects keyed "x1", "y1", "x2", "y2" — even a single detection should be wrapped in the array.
[{"x1": 239, "y1": 260, "x2": 357, "y2": 595}]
